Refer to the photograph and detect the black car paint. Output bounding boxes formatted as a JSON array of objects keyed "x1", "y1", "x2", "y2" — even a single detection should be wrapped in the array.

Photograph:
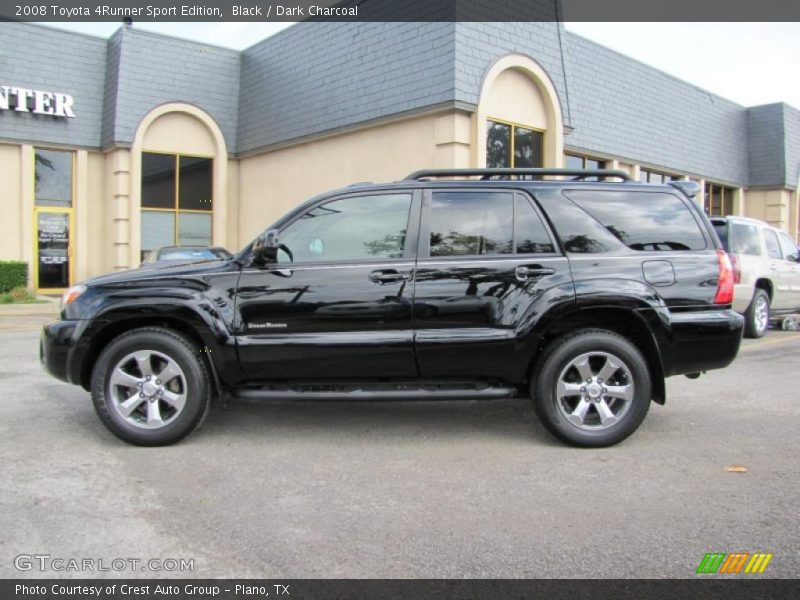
[{"x1": 42, "y1": 179, "x2": 744, "y2": 401}]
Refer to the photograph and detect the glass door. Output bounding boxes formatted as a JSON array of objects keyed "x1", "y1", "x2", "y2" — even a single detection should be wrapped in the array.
[
  {"x1": 34, "y1": 148, "x2": 74, "y2": 293},
  {"x1": 34, "y1": 209, "x2": 72, "y2": 292}
]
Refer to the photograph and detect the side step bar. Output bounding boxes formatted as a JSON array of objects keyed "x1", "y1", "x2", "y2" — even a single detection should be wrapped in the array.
[{"x1": 233, "y1": 386, "x2": 518, "y2": 402}]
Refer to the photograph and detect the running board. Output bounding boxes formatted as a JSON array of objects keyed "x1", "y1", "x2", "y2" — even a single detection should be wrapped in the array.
[{"x1": 233, "y1": 385, "x2": 517, "y2": 402}]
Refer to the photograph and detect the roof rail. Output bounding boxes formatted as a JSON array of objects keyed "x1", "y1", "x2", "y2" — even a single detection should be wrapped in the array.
[{"x1": 404, "y1": 168, "x2": 632, "y2": 182}]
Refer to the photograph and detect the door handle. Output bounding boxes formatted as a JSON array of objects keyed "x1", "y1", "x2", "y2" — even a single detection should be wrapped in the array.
[
  {"x1": 769, "y1": 263, "x2": 777, "y2": 270},
  {"x1": 369, "y1": 269, "x2": 410, "y2": 284},
  {"x1": 515, "y1": 265, "x2": 556, "y2": 280}
]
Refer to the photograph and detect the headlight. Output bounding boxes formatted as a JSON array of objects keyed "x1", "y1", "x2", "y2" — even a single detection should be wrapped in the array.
[{"x1": 60, "y1": 284, "x2": 87, "y2": 309}]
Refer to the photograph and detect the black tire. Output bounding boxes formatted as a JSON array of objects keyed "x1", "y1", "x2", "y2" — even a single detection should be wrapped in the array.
[
  {"x1": 531, "y1": 329, "x2": 652, "y2": 448},
  {"x1": 743, "y1": 289, "x2": 770, "y2": 338},
  {"x1": 91, "y1": 327, "x2": 211, "y2": 446}
]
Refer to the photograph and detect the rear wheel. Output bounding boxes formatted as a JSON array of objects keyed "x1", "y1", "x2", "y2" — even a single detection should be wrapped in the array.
[
  {"x1": 743, "y1": 289, "x2": 770, "y2": 338},
  {"x1": 91, "y1": 327, "x2": 211, "y2": 446},
  {"x1": 531, "y1": 330, "x2": 652, "y2": 447}
]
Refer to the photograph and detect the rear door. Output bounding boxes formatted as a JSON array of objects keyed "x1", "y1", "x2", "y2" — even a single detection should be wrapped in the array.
[
  {"x1": 776, "y1": 230, "x2": 800, "y2": 311},
  {"x1": 412, "y1": 188, "x2": 572, "y2": 382}
]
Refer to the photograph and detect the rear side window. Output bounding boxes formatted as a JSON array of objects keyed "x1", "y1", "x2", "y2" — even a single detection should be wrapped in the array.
[
  {"x1": 515, "y1": 195, "x2": 555, "y2": 254},
  {"x1": 731, "y1": 223, "x2": 761, "y2": 256},
  {"x1": 564, "y1": 190, "x2": 707, "y2": 251},
  {"x1": 429, "y1": 191, "x2": 514, "y2": 256},
  {"x1": 763, "y1": 229, "x2": 781, "y2": 259}
]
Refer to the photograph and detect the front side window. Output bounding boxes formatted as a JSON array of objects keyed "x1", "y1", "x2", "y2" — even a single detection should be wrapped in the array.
[
  {"x1": 35, "y1": 149, "x2": 73, "y2": 207},
  {"x1": 763, "y1": 229, "x2": 781, "y2": 260},
  {"x1": 278, "y1": 194, "x2": 412, "y2": 264},
  {"x1": 140, "y1": 152, "x2": 213, "y2": 261},
  {"x1": 486, "y1": 119, "x2": 543, "y2": 168},
  {"x1": 564, "y1": 190, "x2": 707, "y2": 252},
  {"x1": 777, "y1": 232, "x2": 799, "y2": 262}
]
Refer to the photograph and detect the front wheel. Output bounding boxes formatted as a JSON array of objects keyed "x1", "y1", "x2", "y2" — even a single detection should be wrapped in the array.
[
  {"x1": 531, "y1": 330, "x2": 652, "y2": 447},
  {"x1": 91, "y1": 327, "x2": 211, "y2": 446}
]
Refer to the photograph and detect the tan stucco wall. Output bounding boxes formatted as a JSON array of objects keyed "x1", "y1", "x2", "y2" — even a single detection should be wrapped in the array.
[
  {"x1": 483, "y1": 68, "x2": 549, "y2": 131},
  {"x1": 745, "y1": 189, "x2": 789, "y2": 229},
  {"x1": 141, "y1": 112, "x2": 217, "y2": 156},
  {"x1": 475, "y1": 55, "x2": 564, "y2": 169},
  {"x1": 83, "y1": 151, "x2": 110, "y2": 277},
  {"x1": 0, "y1": 144, "x2": 22, "y2": 261},
  {"x1": 236, "y1": 111, "x2": 444, "y2": 245}
]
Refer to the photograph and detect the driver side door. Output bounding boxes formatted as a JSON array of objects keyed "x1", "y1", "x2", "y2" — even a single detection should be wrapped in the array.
[{"x1": 234, "y1": 189, "x2": 421, "y2": 381}]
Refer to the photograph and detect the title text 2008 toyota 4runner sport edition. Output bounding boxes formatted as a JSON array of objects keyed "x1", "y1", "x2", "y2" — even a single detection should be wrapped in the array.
[{"x1": 41, "y1": 168, "x2": 744, "y2": 447}]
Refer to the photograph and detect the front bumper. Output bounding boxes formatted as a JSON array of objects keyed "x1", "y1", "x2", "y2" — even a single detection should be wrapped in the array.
[
  {"x1": 661, "y1": 309, "x2": 744, "y2": 377},
  {"x1": 40, "y1": 320, "x2": 81, "y2": 385}
]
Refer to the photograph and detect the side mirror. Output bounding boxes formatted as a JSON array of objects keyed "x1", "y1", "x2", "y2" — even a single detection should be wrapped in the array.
[{"x1": 253, "y1": 229, "x2": 281, "y2": 264}]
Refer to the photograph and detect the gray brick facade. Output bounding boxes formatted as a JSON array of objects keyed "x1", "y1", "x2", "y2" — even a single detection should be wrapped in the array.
[
  {"x1": 563, "y1": 32, "x2": 749, "y2": 186},
  {"x1": 0, "y1": 23, "x2": 106, "y2": 148},
  {"x1": 106, "y1": 27, "x2": 240, "y2": 152},
  {"x1": 0, "y1": 21, "x2": 797, "y2": 189},
  {"x1": 237, "y1": 22, "x2": 456, "y2": 154}
]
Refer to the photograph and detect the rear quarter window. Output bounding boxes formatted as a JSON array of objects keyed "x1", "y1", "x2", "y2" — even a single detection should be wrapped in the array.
[
  {"x1": 563, "y1": 190, "x2": 708, "y2": 252},
  {"x1": 712, "y1": 221, "x2": 729, "y2": 252},
  {"x1": 730, "y1": 223, "x2": 761, "y2": 256}
]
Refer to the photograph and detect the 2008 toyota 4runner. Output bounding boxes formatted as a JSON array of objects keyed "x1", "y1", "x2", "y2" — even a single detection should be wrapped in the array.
[{"x1": 41, "y1": 168, "x2": 744, "y2": 447}]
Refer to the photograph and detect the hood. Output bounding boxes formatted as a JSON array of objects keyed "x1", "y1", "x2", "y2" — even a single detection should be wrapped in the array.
[{"x1": 84, "y1": 259, "x2": 241, "y2": 287}]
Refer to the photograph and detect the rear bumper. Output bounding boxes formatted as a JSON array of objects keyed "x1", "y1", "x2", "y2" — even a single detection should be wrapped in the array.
[{"x1": 659, "y1": 309, "x2": 744, "y2": 377}]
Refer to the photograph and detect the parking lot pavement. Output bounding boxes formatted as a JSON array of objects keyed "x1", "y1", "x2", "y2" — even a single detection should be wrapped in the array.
[{"x1": 1, "y1": 320, "x2": 798, "y2": 579}]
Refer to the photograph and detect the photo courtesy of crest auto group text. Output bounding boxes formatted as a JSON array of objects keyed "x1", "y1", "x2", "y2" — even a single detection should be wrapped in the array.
[{"x1": 0, "y1": 0, "x2": 798, "y2": 598}]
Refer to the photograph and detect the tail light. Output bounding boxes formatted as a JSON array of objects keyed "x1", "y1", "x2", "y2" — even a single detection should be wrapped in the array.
[
  {"x1": 714, "y1": 249, "x2": 734, "y2": 305},
  {"x1": 729, "y1": 253, "x2": 741, "y2": 284}
]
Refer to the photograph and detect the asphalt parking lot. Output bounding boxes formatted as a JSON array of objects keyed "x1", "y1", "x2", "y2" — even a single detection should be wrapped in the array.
[{"x1": 1, "y1": 314, "x2": 798, "y2": 579}]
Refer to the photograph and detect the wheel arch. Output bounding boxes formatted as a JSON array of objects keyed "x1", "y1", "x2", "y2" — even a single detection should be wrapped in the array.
[
  {"x1": 532, "y1": 306, "x2": 666, "y2": 404},
  {"x1": 76, "y1": 311, "x2": 231, "y2": 395},
  {"x1": 754, "y1": 278, "x2": 773, "y2": 301}
]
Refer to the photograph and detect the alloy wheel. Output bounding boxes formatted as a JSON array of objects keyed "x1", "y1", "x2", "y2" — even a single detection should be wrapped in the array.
[
  {"x1": 555, "y1": 351, "x2": 634, "y2": 430},
  {"x1": 753, "y1": 296, "x2": 769, "y2": 335},
  {"x1": 107, "y1": 350, "x2": 188, "y2": 429}
]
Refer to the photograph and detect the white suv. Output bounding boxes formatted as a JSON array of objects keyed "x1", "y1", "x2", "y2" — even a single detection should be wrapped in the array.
[{"x1": 711, "y1": 216, "x2": 800, "y2": 337}]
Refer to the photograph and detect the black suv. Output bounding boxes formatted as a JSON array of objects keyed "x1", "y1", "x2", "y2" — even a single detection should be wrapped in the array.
[{"x1": 41, "y1": 168, "x2": 744, "y2": 447}]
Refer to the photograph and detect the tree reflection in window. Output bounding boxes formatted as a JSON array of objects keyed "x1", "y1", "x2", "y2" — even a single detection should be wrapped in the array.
[
  {"x1": 430, "y1": 192, "x2": 514, "y2": 257},
  {"x1": 487, "y1": 121, "x2": 511, "y2": 168},
  {"x1": 278, "y1": 194, "x2": 412, "y2": 263}
]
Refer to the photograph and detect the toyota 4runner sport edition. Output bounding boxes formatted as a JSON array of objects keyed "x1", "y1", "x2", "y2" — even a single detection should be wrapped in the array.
[{"x1": 41, "y1": 168, "x2": 744, "y2": 447}]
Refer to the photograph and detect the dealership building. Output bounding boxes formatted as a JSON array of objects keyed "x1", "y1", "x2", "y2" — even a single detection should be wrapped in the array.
[{"x1": 1, "y1": 21, "x2": 798, "y2": 293}]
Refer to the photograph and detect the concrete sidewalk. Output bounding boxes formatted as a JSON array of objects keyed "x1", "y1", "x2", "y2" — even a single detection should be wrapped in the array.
[{"x1": 0, "y1": 297, "x2": 59, "y2": 318}]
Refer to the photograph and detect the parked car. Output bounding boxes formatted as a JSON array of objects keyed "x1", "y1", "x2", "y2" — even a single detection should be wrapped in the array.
[
  {"x1": 711, "y1": 216, "x2": 800, "y2": 337},
  {"x1": 41, "y1": 168, "x2": 744, "y2": 448},
  {"x1": 142, "y1": 246, "x2": 233, "y2": 265}
]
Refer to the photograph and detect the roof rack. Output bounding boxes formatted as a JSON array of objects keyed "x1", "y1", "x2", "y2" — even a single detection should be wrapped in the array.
[
  {"x1": 404, "y1": 168, "x2": 632, "y2": 182},
  {"x1": 667, "y1": 180, "x2": 701, "y2": 198}
]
